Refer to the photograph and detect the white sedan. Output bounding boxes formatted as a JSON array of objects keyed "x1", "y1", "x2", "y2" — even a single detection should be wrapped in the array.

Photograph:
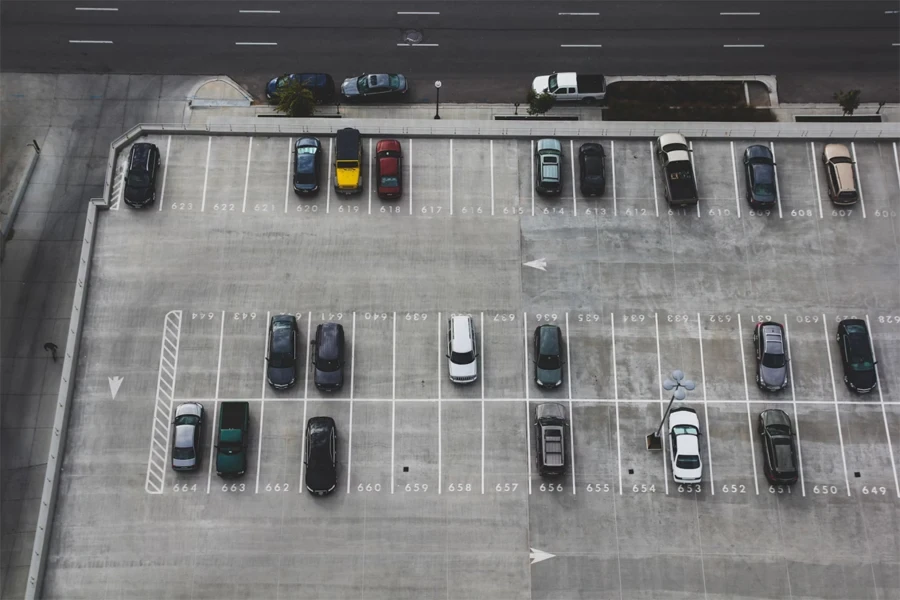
[{"x1": 668, "y1": 407, "x2": 702, "y2": 484}]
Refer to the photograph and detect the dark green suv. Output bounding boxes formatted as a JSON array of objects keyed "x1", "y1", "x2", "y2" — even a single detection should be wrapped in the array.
[{"x1": 533, "y1": 324, "x2": 564, "y2": 388}]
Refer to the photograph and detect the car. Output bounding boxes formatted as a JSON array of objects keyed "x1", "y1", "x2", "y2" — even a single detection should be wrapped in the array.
[
  {"x1": 668, "y1": 406, "x2": 702, "y2": 484},
  {"x1": 822, "y1": 143, "x2": 858, "y2": 205},
  {"x1": 753, "y1": 321, "x2": 788, "y2": 391},
  {"x1": 447, "y1": 315, "x2": 477, "y2": 383},
  {"x1": 123, "y1": 142, "x2": 161, "y2": 208},
  {"x1": 334, "y1": 127, "x2": 363, "y2": 194},
  {"x1": 305, "y1": 416, "x2": 337, "y2": 495},
  {"x1": 533, "y1": 324, "x2": 564, "y2": 388},
  {"x1": 266, "y1": 73, "x2": 335, "y2": 104},
  {"x1": 340, "y1": 73, "x2": 408, "y2": 102},
  {"x1": 535, "y1": 139, "x2": 563, "y2": 195},
  {"x1": 743, "y1": 145, "x2": 778, "y2": 208},
  {"x1": 534, "y1": 403, "x2": 567, "y2": 476},
  {"x1": 836, "y1": 319, "x2": 877, "y2": 393},
  {"x1": 758, "y1": 409, "x2": 798, "y2": 485},
  {"x1": 375, "y1": 139, "x2": 403, "y2": 199},
  {"x1": 312, "y1": 322, "x2": 345, "y2": 392},
  {"x1": 578, "y1": 142, "x2": 606, "y2": 196},
  {"x1": 171, "y1": 402, "x2": 203, "y2": 471},
  {"x1": 266, "y1": 315, "x2": 298, "y2": 390},
  {"x1": 293, "y1": 137, "x2": 322, "y2": 195}
]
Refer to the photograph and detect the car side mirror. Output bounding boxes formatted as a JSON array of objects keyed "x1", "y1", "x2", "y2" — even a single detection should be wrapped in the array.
[{"x1": 445, "y1": 354, "x2": 450, "y2": 359}]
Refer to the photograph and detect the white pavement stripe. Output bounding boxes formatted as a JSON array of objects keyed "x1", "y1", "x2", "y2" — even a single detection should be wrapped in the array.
[
  {"x1": 145, "y1": 310, "x2": 182, "y2": 494},
  {"x1": 730, "y1": 141, "x2": 741, "y2": 219},
  {"x1": 368, "y1": 138, "x2": 373, "y2": 215},
  {"x1": 200, "y1": 137, "x2": 211, "y2": 212},
  {"x1": 724, "y1": 44, "x2": 765, "y2": 48},
  {"x1": 326, "y1": 138, "x2": 333, "y2": 214},
  {"x1": 865, "y1": 315, "x2": 900, "y2": 498},
  {"x1": 809, "y1": 142, "x2": 824, "y2": 219},
  {"x1": 391, "y1": 312, "x2": 396, "y2": 493},
  {"x1": 206, "y1": 400, "x2": 219, "y2": 493},
  {"x1": 285, "y1": 137, "x2": 293, "y2": 213},
  {"x1": 850, "y1": 142, "x2": 866, "y2": 218},
  {"x1": 215, "y1": 311, "x2": 225, "y2": 398},
  {"x1": 720, "y1": 12, "x2": 760, "y2": 15},
  {"x1": 449, "y1": 139, "x2": 453, "y2": 215},
  {"x1": 822, "y1": 315, "x2": 851, "y2": 496},
  {"x1": 524, "y1": 312, "x2": 532, "y2": 494},
  {"x1": 69, "y1": 40, "x2": 113, "y2": 43},
  {"x1": 697, "y1": 314, "x2": 714, "y2": 494},
  {"x1": 561, "y1": 44, "x2": 602, "y2": 48},
  {"x1": 611, "y1": 313, "x2": 622, "y2": 494},
  {"x1": 655, "y1": 313, "x2": 669, "y2": 493},
  {"x1": 611, "y1": 140, "x2": 617, "y2": 216},
  {"x1": 782, "y1": 317, "x2": 806, "y2": 496},
  {"x1": 559, "y1": 12, "x2": 599, "y2": 15},
  {"x1": 158, "y1": 136, "x2": 171, "y2": 211},
  {"x1": 689, "y1": 140, "x2": 701, "y2": 217},
  {"x1": 737, "y1": 315, "x2": 760, "y2": 494},
  {"x1": 570, "y1": 140, "x2": 577, "y2": 215},
  {"x1": 769, "y1": 142, "x2": 783, "y2": 218},
  {"x1": 242, "y1": 138, "x2": 252, "y2": 213},
  {"x1": 397, "y1": 11, "x2": 439, "y2": 14},
  {"x1": 396, "y1": 43, "x2": 439, "y2": 47},
  {"x1": 490, "y1": 141, "x2": 495, "y2": 216},
  {"x1": 565, "y1": 313, "x2": 575, "y2": 494},
  {"x1": 651, "y1": 141, "x2": 659, "y2": 217},
  {"x1": 893, "y1": 143, "x2": 900, "y2": 193},
  {"x1": 481, "y1": 312, "x2": 486, "y2": 493},
  {"x1": 438, "y1": 313, "x2": 442, "y2": 494},
  {"x1": 257, "y1": 310, "x2": 271, "y2": 494},
  {"x1": 530, "y1": 140, "x2": 535, "y2": 216},
  {"x1": 239, "y1": 9, "x2": 281, "y2": 13},
  {"x1": 75, "y1": 7, "x2": 119, "y2": 10},
  {"x1": 235, "y1": 42, "x2": 277, "y2": 46},
  {"x1": 298, "y1": 399, "x2": 308, "y2": 493},
  {"x1": 303, "y1": 312, "x2": 311, "y2": 398},
  {"x1": 408, "y1": 138, "x2": 413, "y2": 215},
  {"x1": 347, "y1": 312, "x2": 356, "y2": 493}
]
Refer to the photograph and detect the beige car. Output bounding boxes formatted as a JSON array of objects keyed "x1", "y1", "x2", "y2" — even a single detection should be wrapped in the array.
[{"x1": 821, "y1": 144, "x2": 858, "y2": 205}]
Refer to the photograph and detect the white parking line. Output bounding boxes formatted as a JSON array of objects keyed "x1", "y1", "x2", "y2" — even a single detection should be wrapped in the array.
[
  {"x1": 449, "y1": 139, "x2": 454, "y2": 215},
  {"x1": 256, "y1": 310, "x2": 271, "y2": 494},
  {"x1": 810, "y1": 142, "x2": 824, "y2": 219},
  {"x1": 205, "y1": 400, "x2": 218, "y2": 494},
  {"x1": 368, "y1": 138, "x2": 373, "y2": 215},
  {"x1": 438, "y1": 313, "x2": 442, "y2": 494},
  {"x1": 158, "y1": 136, "x2": 171, "y2": 212},
  {"x1": 650, "y1": 141, "x2": 659, "y2": 217},
  {"x1": 865, "y1": 315, "x2": 900, "y2": 498},
  {"x1": 611, "y1": 313, "x2": 622, "y2": 494},
  {"x1": 481, "y1": 312, "x2": 485, "y2": 493},
  {"x1": 688, "y1": 140, "x2": 701, "y2": 218},
  {"x1": 391, "y1": 312, "x2": 397, "y2": 493},
  {"x1": 242, "y1": 138, "x2": 252, "y2": 213},
  {"x1": 397, "y1": 11, "x2": 439, "y2": 14},
  {"x1": 782, "y1": 317, "x2": 806, "y2": 496},
  {"x1": 561, "y1": 44, "x2": 603, "y2": 48},
  {"x1": 736, "y1": 315, "x2": 760, "y2": 494},
  {"x1": 530, "y1": 140, "x2": 535, "y2": 217},
  {"x1": 611, "y1": 140, "x2": 617, "y2": 216},
  {"x1": 850, "y1": 142, "x2": 866, "y2": 218},
  {"x1": 654, "y1": 313, "x2": 669, "y2": 493},
  {"x1": 347, "y1": 312, "x2": 356, "y2": 493},
  {"x1": 570, "y1": 140, "x2": 577, "y2": 215},
  {"x1": 201, "y1": 136, "x2": 211, "y2": 212},
  {"x1": 767, "y1": 142, "x2": 783, "y2": 218},
  {"x1": 408, "y1": 138, "x2": 413, "y2": 215},
  {"x1": 326, "y1": 137, "x2": 333, "y2": 214},
  {"x1": 893, "y1": 142, "x2": 900, "y2": 192},
  {"x1": 822, "y1": 315, "x2": 851, "y2": 496},
  {"x1": 724, "y1": 44, "x2": 765, "y2": 48},
  {"x1": 490, "y1": 141, "x2": 495, "y2": 216},
  {"x1": 215, "y1": 312, "x2": 225, "y2": 397},
  {"x1": 69, "y1": 40, "x2": 113, "y2": 44},
  {"x1": 696, "y1": 313, "x2": 714, "y2": 495},
  {"x1": 565, "y1": 313, "x2": 576, "y2": 495},
  {"x1": 298, "y1": 396, "x2": 308, "y2": 494},
  {"x1": 304, "y1": 311, "x2": 311, "y2": 398},
  {"x1": 283, "y1": 137, "x2": 292, "y2": 213},
  {"x1": 729, "y1": 141, "x2": 741, "y2": 219},
  {"x1": 524, "y1": 312, "x2": 532, "y2": 494},
  {"x1": 75, "y1": 6, "x2": 118, "y2": 10},
  {"x1": 559, "y1": 12, "x2": 599, "y2": 15},
  {"x1": 720, "y1": 11, "x2": 760, "y2": 15},
  {"x1": 235, "y1": 42, "x2": 277, "y2": 46},
  {"x1": 239, "y1": 9, "x2": 280, "y2": 13}
]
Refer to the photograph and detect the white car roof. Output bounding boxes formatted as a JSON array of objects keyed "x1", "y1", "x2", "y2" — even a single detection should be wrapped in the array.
[
  {"x1": 555, "y1": 72, "x2": 578, "y2": 87},
  {"x1": 664, "y1": 150, "x2": 691, "y2": 163},
  {"x1": 658, "y1": 133, "x2": 687, "y2": 148},
  {"x1": 450, "y1": 315, "x2": 473, "y2": 353},
  {"x1": 668, "y1": 408, "x2": 700, "y2": 428},
  {"x1": 677, "y1": 435, "x2": 700, "y2": 456}
]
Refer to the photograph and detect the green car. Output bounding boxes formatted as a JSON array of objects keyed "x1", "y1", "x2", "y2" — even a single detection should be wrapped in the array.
[
  {"x1": 534, "y1": 138, "x2": 562, "y2": 195},
  {"x1": 216, "y1": 401, "x2": 250, "y2": 476},
  {"x1": 533, "y1": 324, "x2": 564, "y2": 388}
]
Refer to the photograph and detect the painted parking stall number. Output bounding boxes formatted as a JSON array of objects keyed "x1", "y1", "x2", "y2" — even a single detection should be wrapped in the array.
[
  {"x1": 172, "y1": 483, "x2": 197, "y2": 492},
  {"x1": 264, "y1": 483, "x2": 289, "y2": 492},
  {"x1": 358, "y1": 483, "x2": 382, "y2": 492},
  {"x1": 255, "y1": 203, "x2": 277, "y2": 212},
  {"x1": 192, "y1": 312, "x2": 215, "y2": 320},
  {"x1": 586, "y1": 483, "x2": 611, "y2": 493},
  {"x1": 677, "y1": 484, "x2": 701, "y2": 493},
  {"x1": 495, "y1": 483, "x2": 519, "y2": 492},
  {"x1": 540, "y1": 483, "x2": 564, "y2": 492},
  {"x1": 632, "y1": 484, "x2": 656, "y2": 493},
  {"x1": 748, "y1": 208, "x2": 772, "y2": 217},
  {"x1": 768, "y1": 485, "x2": 792, "y2": 495}
]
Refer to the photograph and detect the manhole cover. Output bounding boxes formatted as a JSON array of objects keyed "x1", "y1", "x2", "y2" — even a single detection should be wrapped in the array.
[{"x1": 402, "y1": 29, "x2": 423, "y2": 44}]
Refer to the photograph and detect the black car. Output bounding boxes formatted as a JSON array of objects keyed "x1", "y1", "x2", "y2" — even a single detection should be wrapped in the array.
[
  {"x1": 534, "y1": 324, "x2": 564, "y2": 388},
  {"x1": 836, "y1": 319, "x2": 877, "y2": 393},
  {"x1": 123, "y1": 142, "x2": 161, "y2": 208},
  {"x1": 312, "y1": 322, "x2": 345, "y2": 391},
  {"x1": 534, "y1": 403, "x2": 567, "y2": 476},
  {"x1": 293, "y1": 137, "x2": 322, "y2": 195},
  {"x1": 753, "y1": 321, "x2": 788, "y2": 391},
  {"x1": 267, "y1": 315, "x2": 298, "y2": 390},
  {"x1": 340, "y1": 73, "x2": 408, "y2": 102},
  {"x1": 305, "y1": 416, "x2": 337, "y2": 495},
  {"x1": 266, "y1": 73, "x2": 335, "y2": 104},
  {"x1": 743, "y1": 145, "x2": 778, "y2": 208},
  {"x1": 578, "y1": 143, "x2": 606, "y2": 196},
  {"x1": 758, "y1": 409, "x2": 798, "y2": 485}
]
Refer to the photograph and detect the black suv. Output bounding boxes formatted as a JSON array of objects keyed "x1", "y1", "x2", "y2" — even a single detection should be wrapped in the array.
[
  {"x1": 312, "y1": 322, "x2": 345, "y2": 392},
  {"x1": 758, "y1": 409, "x2": 798, "y2": 485},
  {"x1": 578, "y1": 142, "x2": 606, "y2": 196},
  {"x1": 533, "y1": 324, "x2": 564, "y2": 388},
  {"x1": 305, "y1": 416, "x2": 337, "y2": 495},
  {"x1": 534, "y1": 403, "x2": 567, "y2": 476},
  {"x1": 836, "y1": 319, "x2": 877, "y2": 393},
  {"x1": 266, "y1": 315, "x2": 298, "y2": 390},
  {"x1": 123, "y1": 142, "x2": 161, "y2": 208}
]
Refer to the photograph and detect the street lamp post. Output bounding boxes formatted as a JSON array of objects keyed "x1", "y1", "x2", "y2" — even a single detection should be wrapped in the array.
[
  {"x1": 646, "y1": 369, "x2": 695, "y2": 450},
  {"x1": 434, "y1": 80, "x2": 442, "y2": 120}
]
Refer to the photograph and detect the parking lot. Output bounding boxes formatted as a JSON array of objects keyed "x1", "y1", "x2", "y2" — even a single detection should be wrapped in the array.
[{"x1": 45, "y1": 133, "x2": 900, "y2": 599}]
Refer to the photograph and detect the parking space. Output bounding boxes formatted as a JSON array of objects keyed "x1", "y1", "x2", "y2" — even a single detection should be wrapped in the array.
[
  {"x1": 441, "y1": 401, "x2": 483, "y2": 493},
  {"x1": 839, "y1": 403, "x2": 898, "y2": 497},
  {"x1": 451, "y1": 139, "x2": 493, "y2": 217},
  {"x1": 483, "y1": 401, "x2": 529, "y2": 494},
  {"x1": 350, "y1": 311, "x2": 394, "y2": 399},
  {"x1": 395, "y1": 311, "x2": 436, "y2": 399},
  {"x1": 490, "y1": 138, "x2": 525, "y2": 216},
  {"x1": 571, "y1": 402, "x2": 619, "y2": 494},
  {"x1": 246, "y1": 136, "x2": 290, "y2": 214},
  {"x1": 612, "y1": 138, "x2": 655, "y2": 218},
  {"x1": 691, "y1": 140, "x2": 739, "y2": 216},
  {"x1": 566, "y1": 311, "x2": 615, "y2": 401},
  {"x1": 256, "y1": 400, "x2": 305, "y2": 494},
  {"x1": 415, "y1": 138, "x2": 452, "y2": 216}
]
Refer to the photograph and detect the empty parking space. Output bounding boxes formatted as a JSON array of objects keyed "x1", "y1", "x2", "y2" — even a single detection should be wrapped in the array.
[
  {"x1": 415, "y1": 139, "x2": 452, "y2": 215},
  {"x1": 617, "y1": 403, "x2": 668, "y2": 494},
  {"x1": 692, "y1": 140, "x2": 739, "y2": 215},
  {"x1": 394, "y1": 402, "x2": 440, "y2": 494},
  {"x1": 217, "y1": 311, "x2": 267, "y2": 399},
  {"x1": 161, "y1": 136, "x2": 207, "y2": 211},
  {"x1": 205, "y1": 136, "x2": 250, "y2": 214},
  {"x1": 611, "y1": 311, "x2": 658, "y2": 400},
  {"x1": 490, "y1": 139, "x2": 525, "y2": 216},
  {"x1": 246, "y1": 137, "x2": 289, "y2": 214},
  {"x1": 707, "y1": 403, "x2": 759, "y2": 496},
  {"x1": 351, "y1": 312, "x2": 394, "y2": 399},
  {"x1": 174, "y1": 312, "x2": 221, "y2": 400},
  {"x1": 346, "y1": 400, "x2": 392, "y2": 494},
  {"x1": 256, "y1": 400, "x2": 305, "y2": 494},
  {"x1": 612, "y1": 139, "x2": 655, "y2": 218},
  {"x1": 395, "y1": 312, "x2": 437, "y2": 400},
  {"x1": 794, "y1": 404, "x2": 849, "y2": 496},
  {"x1": 484, "y1": 401, "x2": 528, "y2": 494},
  {"x1": 482, "y1": 312, "x2": 524, "y2": 399},
  {"x1": 838, "y1": 404, "x2": 898, "y2": 496},
  {"x1": 571, "y1": 402, "x2": 619, "y2": 494},
  {"x1": 452, "y1": 139, "x2": 492, "y2": 216},
  {"x1": 441, "y1": 402, "x2": 483, "y2": 493},
  {"x1": 701, "y1": 313, "x2": 747, "y2": 401},
  {"x1": 784, "y1": 316, "x2": 834, "y2": 402},
  {"x1": 566, "y1": 312, "x2": 614, "y2": 401}
]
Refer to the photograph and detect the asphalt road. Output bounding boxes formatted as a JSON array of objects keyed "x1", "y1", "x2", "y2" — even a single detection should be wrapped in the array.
[{"x1": 1, "y1": 1, "x2": 898, "y2": 103}]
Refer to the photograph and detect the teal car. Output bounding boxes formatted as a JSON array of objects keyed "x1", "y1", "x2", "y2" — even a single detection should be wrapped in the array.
[
  {"x1": 533, "y1": 324, "x2": 564, "y2": 388},
  {"x1": 535, "y1": 138, "x2": 563, "y2": 195}
]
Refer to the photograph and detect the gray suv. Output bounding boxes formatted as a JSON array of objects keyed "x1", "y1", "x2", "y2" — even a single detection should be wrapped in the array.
[
  {"x1": 753, "y1": 321, "x2": 788, "y2": 391},
  {"x1": 534, "y1": 139, "x2": 562, "y2": 194}
]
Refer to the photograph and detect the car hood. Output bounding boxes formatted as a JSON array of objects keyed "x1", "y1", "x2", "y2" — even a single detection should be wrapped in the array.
[
  {"x1": 306, "y1": 465, "x2": 337, "y2": 492},
  {"x1": 315, "y1": 367, "x2": 343, "y2": 388},
  {"x1": 266, "y1": 77, "x2": 280, "y2": 97},
  {"x1": 449, "y1": 360, "x2": 477, "y2": 379},
  {"x1": 341, "y1": 77, "x2": 360, "y2": 96},
  {"x1": 124, "y1": 183, "x2": 151, "y2": 202},
  {"x1": 532, "y1": 75, "x2": 550, "y2": 94},
  {"x1": 851, "y1": 369, "x2": 877, "y2": 390},
  {"x1": 760, "y1": 365, "x2": 786, "y2": 389},
  {"x1": 268, "y1": 366, "x2": 295, "y2": 387},
  {"x1": 536, "y1": 367, "x2": 562, "y2": 386}
]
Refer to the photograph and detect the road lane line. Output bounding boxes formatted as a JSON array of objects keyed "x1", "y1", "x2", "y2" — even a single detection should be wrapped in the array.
[
  {"x1": 893, "y1": 143, "x2": 900, "y2": 193},
  {"x1": 724, "y1": 44, "x2": 765, "y2": 48},
  {"x1": 611, "y1": 313, "x2": 622, "y2": 494},
  {"x1": 242, "y1": 138, "x2": 252, "y2": 213},
  {"x1": 822, "y1": 315, "x2": 851, "y2": 496},
  {"x1": 215, "y1": 312, "x2": 225, "y2": 399},
  {"x1": 697, "y1": 313, "x2": 714, "y2": 495},
  {"x1": 235, "y1": 42, "x2": 277, "y2": 46},
  {"x1": 769, "y1": 142, "x2": 783, "y2": 218},
  {"x1": 524, "y1": 312, "x2": 532, "y2": 494},
  {"x1": 200, "y1": 136, "x2": 211, "y2": 211},
  {"x1": 720, "y1": 12, "x2": 760, "y2": 15},
  {"x1": 304, "y1": 311, "x2": 311, "y2": 398},
  {"x1": 481, "y1": 312, "x2": 485, "y2": 494},
  {"x1": 559, "y1": 12, "x2": 599, "y2": 16},
  {"x1": 69, "y1": 40, "x2": 113, "y2": 43},
  {"x1": 368, "y1": 138, "x2": 373, "y2": 215},
  {"x1": 298, "y1": 396, "x2": 308, "y2": 494},
  {"x1": 347, "y1": 312, "x2": 356, "y2": 493},
  {"x1": 689, "y1": 141, "x2": 701, "y2": 218},
  {"x1": 655, "y1": 313, "x2": 669, "y2": 493},
  {"x1": 239, "y1": 9, "x2": 281, "y2": 13},
  {"x1": 490, "y1": 141, "x2": 495, "y2": 216},
  {"x1": 730, "y1": 141, "x2": 741, "y2": 219},
  {"x1": 561, "y1": 44, "x2": 603, "y2": 48},
  {"x1": 284, "y1": 138, "x2": 292, "y2": 213},
  {"x1": 158, "y1": 135, "x2": 171, "y2": 211},
  {"x1": 398, "y1": 11, "x2": 439, "y2": 14},
  {"x1": 737, "y1": 315, "x2": 760, "y2": 494},
  {"x1": 866, "y1": 315, "x2": 900, "y2": 497},
  {"x1": 256, "y1": 310, "x2": 271, "y2": 494},
  {"x1": 326, "y1": 137, "x2": 333, "y2": 214},
  {"x1": 570, "y1": 140, "x2": 577, "y2": 215},
  {"x1": 566, "y1": 313, "x2": 576, "y2": 494},
  {"x1": 651, "y1": 141, "x2": 659, "y2": 217},
  {"x1": 783, "y1": 316, "x2": 806, "y2": 496},
  {"x1": 75, "y1": 7, "x2": 118, "y2": 10},
  {"x1": 850, "y1": 142, "x2": 866, "y2": 218},
  {"x1": 391, "y1": 312, "x2": 396, "y2": 493},
  {"x1": 809, "y1": 142, "x2": 824, "y2": 218}
]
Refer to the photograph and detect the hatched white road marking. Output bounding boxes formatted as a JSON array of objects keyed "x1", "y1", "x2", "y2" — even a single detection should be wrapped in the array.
[{"x1": 145, "y1": 310, "x2": 182, "y2": 494}]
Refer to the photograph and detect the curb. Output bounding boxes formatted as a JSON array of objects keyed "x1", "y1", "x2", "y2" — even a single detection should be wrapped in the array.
[{"x1": 186, "y1": 75, "x2": 253, "y2": 108}]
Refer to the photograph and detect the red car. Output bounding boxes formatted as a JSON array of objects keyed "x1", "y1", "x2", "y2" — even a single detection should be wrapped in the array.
[{"x1": 375, "y1": 139, "x2": 402, "y2": 199}]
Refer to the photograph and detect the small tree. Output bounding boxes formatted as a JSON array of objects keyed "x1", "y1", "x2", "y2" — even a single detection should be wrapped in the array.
[
  {"x1": 274, "y1": 79, "x2": 316, "y2": 118},
  {"x1": 833, "y1": 89, "x2": 862, "y2": 116},
  {"x1": 526, "y1": 88, "x2": 556, "y2": 116}
]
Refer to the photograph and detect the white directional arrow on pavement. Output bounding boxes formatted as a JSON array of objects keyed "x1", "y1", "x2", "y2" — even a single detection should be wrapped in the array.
[
  {"x1": 523, "y1": 258, "x2": 547, "y2": 271},
  {"x1": 529, "y1": 548, "x2": 555, "y2": 565},
  {"x1": 108, "y1": 376, "x2": 124, "y2": 400}
]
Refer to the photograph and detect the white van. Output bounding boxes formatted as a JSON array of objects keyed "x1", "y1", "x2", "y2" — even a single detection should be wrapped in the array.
[{"x1": 447, "y1": 315, "x2": 477, "y2": 383}]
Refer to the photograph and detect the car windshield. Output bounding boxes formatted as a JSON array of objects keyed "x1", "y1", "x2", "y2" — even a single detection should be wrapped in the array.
[
  {"x1": 767, "y1": 424, "x2": 790, "y2": 436},
  {"x1": 547, "y1": 75, "x2": 558, "y2": 92},
  {"x1": 317, "y1": 358, "x2": 340, "y2": 373},
  {"x1": 172, "y1": 446, "x2": 194, "y2": 460},
  {"x1": 676, "y1": 455, "x2": 700, "y2": 469},
  {"x1": 357, "y1": 76, "x2": 369, "y2": 92},
  {"x1": 174, "y1": 415, "x2": 199, "y2": 427},
  {"x1": 127, "y1": 171, "x2": 149, "y2": 188},
  {"x1": 389, "y1": 75, "x2": 401, "y2": 89},
  {"x1": 830, "y1": 156, "x2": 851, "y2": 164},
  {"x1": 672, "y1": 425, "x2": 698, "y2": 436},
  {"x1": 537, "y1": 354, "x2": 560, "y2": 370},
  {"x1": 450, "y1": 350, "x2": 475, "y2": 365},
  {"x1": 380, "y1": 176, "x2": 399, "y2": 187},
  {"x1": 762, "y1": 351, "x2": 785, "y2": 368}
]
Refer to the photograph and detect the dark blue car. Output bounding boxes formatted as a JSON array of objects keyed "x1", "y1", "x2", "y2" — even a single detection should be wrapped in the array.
[
  {"x1": 743, "y1": 145, "x2": 778, "y2": 208},
  {"x1": 267, "y1": 315, "x2": 298, "y2": 390},
  {"x1": 266, "y1": 73, "x2": 335, "y2": 104},
  {"x1": 293, "y1": 137, "x2": 322, "y2": 195}
]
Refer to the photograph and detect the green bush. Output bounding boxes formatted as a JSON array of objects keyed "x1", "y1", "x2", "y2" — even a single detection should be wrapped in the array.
[
  {"x1": 526, "y1": 88, "x2": 556, "y2": 115},
  {"x1": 274, "y1": 79, "x2": 316, "y2": 118}
]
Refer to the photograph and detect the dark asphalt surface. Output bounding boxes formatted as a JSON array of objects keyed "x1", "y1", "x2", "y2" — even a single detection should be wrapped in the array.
[{"x1": 1, "y1": 1, "x2": 898, "y2": 103}]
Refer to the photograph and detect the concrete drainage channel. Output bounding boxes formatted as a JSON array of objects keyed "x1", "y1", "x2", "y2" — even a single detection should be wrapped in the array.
[{"x1": 26, "y1": 117, "x2": 900, "y2": 599}]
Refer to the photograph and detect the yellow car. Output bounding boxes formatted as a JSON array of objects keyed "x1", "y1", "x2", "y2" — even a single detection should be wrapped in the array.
[{"x1": 334, "y1": 128, "x2": 362, "y2": 194}]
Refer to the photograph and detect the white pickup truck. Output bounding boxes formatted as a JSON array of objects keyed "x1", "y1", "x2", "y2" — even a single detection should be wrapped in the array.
[{"x1": 531, "y1": 72, "x2": 607, "y2": 103}]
